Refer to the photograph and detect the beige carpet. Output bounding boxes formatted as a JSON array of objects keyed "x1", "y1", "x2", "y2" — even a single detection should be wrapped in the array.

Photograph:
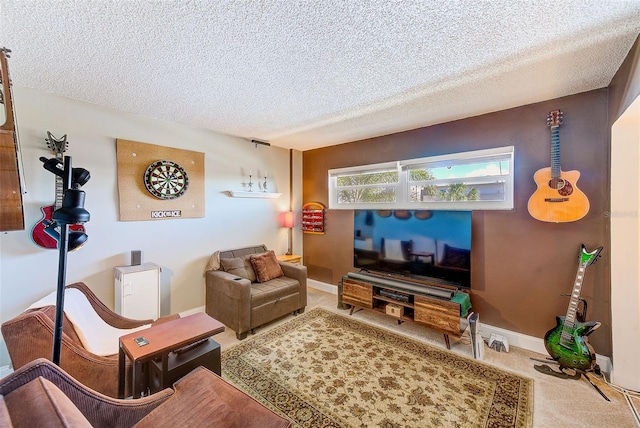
[{"x1": 222, "y1": 308, "x2": 533, "y2": 427}]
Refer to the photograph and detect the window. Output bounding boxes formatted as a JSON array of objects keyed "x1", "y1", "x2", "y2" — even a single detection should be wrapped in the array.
[
  {"x1": 328, "y1": 146, "x2": 514, "y2": 210},
  {"x1": 329, "y1": 161, "x2": 400, "y2": 209}
]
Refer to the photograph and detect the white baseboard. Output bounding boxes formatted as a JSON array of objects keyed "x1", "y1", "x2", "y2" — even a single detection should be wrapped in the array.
[
  {"x1": 476, "y1": 322, "x2": 612, "y2": 374},
  {"x1": 308, "y1": 279, "x2": 338, "y2": 295},
  {"x1": 477, "y1": 323, "x2": 547, "y2": 355},
  {"x1": 308, "y1": 279, "x2": 613, "y2": 374},
  {"x1": 179, "y1": 306, "x2": 205, "y2": 317}
]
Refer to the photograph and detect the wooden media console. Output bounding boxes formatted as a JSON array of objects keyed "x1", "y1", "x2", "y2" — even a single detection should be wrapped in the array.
[{"x1": 341, "y1": 272, "x2": 471, "y2": 349}]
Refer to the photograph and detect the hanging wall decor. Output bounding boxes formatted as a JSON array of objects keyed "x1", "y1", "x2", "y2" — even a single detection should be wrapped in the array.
[
  {"x1": 116, "y1": 139, "x2": 204, "y2": 221},
  {"x1": 302, "y1": 202, "x2": 325, "y2": 234}
]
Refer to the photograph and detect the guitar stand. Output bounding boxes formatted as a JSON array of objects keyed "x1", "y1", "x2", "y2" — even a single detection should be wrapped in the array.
[
  {"x1": 582, "y1": 372, "x2": 610, "y2": 402},
  {"x1": 531, "y1": 358, "x2": 610, "y2": 402},
  {"x1": 534, "y1": 363, "x2": 581, "y2": 380}
]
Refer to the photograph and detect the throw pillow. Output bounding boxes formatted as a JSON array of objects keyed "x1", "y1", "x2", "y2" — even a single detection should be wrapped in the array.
[
  {"x1": 250, "y1": 251, "x2": 284, "y2": 283},
  {"x1": 219, "y1": 255, "x2": 257, "y2": 282}
]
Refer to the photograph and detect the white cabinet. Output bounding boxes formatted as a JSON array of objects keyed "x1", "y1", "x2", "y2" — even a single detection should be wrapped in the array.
[{"x1": 114, "y1": 263, "x2": 161, "y2": 320}]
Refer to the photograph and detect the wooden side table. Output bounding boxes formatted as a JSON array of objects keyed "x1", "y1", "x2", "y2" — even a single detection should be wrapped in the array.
[
  {"x1": 147, "y1": 338, "x2": 221, "y2": 394},
  {"x1": 277, "y1": 254, "x2": 302, "y2": 264},
  {"x1": 118, "y1": 312, "x2": 225, "y2": 398}
]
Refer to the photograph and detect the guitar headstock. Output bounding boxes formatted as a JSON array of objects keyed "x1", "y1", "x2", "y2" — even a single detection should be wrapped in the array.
[
  {"x1": 579, "y1": 244, "x2": 603, "y2": 267},
  {"x1": 45, "y1": 131, "x2": 68, "y2": 157},
  {"x1": 547, "y1": 110, "x2": 563, "y2": 128}
]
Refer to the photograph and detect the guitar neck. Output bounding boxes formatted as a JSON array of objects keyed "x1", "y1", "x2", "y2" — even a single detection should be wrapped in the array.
[
  {"x1": 565, "y1": 265, "x2": 586, "y2": 324},
  {"x1": 550, "y1": 125, "x2": 561, "y2": 178},
  {"x1": 0, "y1": 48, "x2": 15, "y2": 131},
  {"x1": 54, "y1": 152, "x2": 63, "y2": 209},
  {"x1": 559, "y1": 264, "x2": 586, "y2": 347}
]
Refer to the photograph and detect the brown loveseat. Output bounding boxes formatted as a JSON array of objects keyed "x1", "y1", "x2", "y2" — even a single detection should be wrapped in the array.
[
  {"x1": 205, "y1": 245, "x2": 307, "y2": 339},
  {"x1": 0, "y1": 358, "x2": 291, "y2": 427},
  {"x1": 1, "y1": 282, "x2": 178, "y2": 398}
]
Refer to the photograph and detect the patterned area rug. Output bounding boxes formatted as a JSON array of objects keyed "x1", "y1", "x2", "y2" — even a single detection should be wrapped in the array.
[{"x1": 222, "y1": 308, "x2": 533, "y2": 427}]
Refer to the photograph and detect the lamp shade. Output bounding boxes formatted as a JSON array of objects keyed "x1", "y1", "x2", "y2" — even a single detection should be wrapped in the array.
[
  {"x1": 53, "y1": 189, "x2": 90, "y2": 224},
  {"x1": 283, "y1": 211, "x2": 294, "y2": 228}
]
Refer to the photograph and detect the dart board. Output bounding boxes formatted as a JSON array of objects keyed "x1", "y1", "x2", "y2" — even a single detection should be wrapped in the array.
[{"x1": 143, "y1": 160, "x2": 189, "y2": 200}]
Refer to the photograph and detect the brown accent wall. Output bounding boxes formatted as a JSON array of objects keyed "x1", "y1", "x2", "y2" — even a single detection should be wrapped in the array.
[{"x1": 303, "y1": 89, "x2": 612, "y2": 357}]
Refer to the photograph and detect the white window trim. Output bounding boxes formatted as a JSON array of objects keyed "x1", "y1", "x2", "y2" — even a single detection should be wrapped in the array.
[{"x1": 328, "y1": 146, "x2": 514, "y2": 211}]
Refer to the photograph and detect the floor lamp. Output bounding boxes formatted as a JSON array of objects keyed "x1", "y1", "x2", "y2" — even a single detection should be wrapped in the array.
[{"x1": 41, "y1": 155, "x2": 90, "y2": 365}]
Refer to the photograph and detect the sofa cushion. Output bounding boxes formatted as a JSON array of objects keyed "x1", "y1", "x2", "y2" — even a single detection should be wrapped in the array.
[
  {"x1": 4, "y1": 377, "x2": 92, "y2": 427},
  {"x1": 220, "y1": 254, "x2": 257, "y2": 282},
  {"x1": 250, "y1": 251, "x2": 284, "y2": 283},
  {"x1": 219, "y1": 245, "x2": 268, "y2": 259},
  {"x1": 250, "y1": 276, "x2": 300, "y2": 307}
]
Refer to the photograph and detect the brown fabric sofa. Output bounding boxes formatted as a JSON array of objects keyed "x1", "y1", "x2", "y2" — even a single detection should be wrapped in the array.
[
  {"x1": 205, "y1": 245, "x2": 307, "y2": 340},
  {"x1": 0, "y1": 358, "x2": 291, "y2": 428},
  {"x1": 1, "y1": 282, "x2": 179, "y2": 398}
]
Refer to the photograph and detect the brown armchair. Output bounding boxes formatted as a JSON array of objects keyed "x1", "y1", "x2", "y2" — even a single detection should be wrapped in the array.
[
  {"x1": 205, "y1": 245, "x2": 307, "y2": 340},
  {"x1": 1, "y1": 282, "x2": 178, "y2": 398},
  {"x1": 0, "y1": 358, "x2": 291, "y2": 428}
]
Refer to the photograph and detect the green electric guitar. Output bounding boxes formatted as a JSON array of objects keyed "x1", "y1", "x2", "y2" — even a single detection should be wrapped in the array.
[{"x1": 543, "y1": 244, "x2": 602, "y2": 371}]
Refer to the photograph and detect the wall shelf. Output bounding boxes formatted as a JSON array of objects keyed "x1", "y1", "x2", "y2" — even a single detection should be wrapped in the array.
[{"x1": 228, "y1": 190, "x2": 282, "y2": 199}]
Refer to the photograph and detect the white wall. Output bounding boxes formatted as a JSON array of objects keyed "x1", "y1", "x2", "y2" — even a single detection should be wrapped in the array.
[
  {"x1": 610, "y1": 95, "x2": 640, "y2": 391},
  {"x1": 0, "y1": 87, "x2": 294, "y2": 365}
]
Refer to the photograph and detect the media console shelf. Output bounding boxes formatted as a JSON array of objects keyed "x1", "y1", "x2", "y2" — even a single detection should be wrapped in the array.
[{"x1": 341, "y1": 272, "x2": 470, "y2": 349}]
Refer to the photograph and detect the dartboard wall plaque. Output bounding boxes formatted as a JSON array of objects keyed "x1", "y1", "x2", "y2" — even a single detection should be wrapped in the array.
[
  {"x1": 116, "y1": 139, "x2": 204, "y2": 222},
  {"x1": 144, "y1": 160, "x2": 190, "y2": 200}
]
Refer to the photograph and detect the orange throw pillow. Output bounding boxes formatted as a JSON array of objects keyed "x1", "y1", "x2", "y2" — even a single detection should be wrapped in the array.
[{"x1": 250, "y1": 251, "x2": 284, "y2": 283}]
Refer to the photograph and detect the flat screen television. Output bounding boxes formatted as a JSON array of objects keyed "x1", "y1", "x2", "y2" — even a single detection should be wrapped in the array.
[{"x1": 353, "y1": 210, "x2": 472, "y2": 289}]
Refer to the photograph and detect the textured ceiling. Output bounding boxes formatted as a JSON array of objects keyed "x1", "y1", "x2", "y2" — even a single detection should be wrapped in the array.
[{"x1": 2, "y1": 1, "x2": 640, "y2": 151}]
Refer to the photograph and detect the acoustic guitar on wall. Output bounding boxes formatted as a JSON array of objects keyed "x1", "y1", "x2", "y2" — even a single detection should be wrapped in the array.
[{"x1": 527, "y1": 110, "x2": 590, "y2": 222}]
